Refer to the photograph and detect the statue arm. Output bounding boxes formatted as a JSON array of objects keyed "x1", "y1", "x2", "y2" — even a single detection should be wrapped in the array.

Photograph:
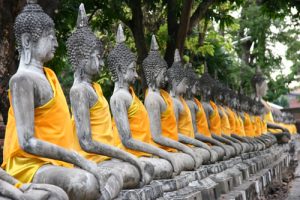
[
  {"x1": 145, "y1": 98, "x2": 198, "y2": 162},
  {"x1": 10, "y1": 77, "x2": 104, "y2": 189},
  {"x1": 0, "y1": 179, "x2": 23, "y2": 200},
  {"x1": 211, "y1": 133, "x2": 234, "y2": 145},
  {"x1": 70, "y1": 88, "x2": 146, "y2": 184},
  {"x1": 0, "y1": 168, "x2": 18, "y2": 185},
  {"x1": 267, "y1": 122, "x2": 289, "y2": 133},
  {"x1": 231, "y1": 134, "x2": 249, "y2": 142},
  {"x1": 110, "y1": 95, "x2": 176, "y2": 165}
]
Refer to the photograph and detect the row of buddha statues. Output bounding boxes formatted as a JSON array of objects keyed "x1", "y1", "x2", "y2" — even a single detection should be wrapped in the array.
[{"x1": 0, "y1": 1, "x2": 297, "y2": 200}]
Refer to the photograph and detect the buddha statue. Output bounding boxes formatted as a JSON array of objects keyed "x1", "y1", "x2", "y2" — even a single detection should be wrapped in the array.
[
  {"x1": 212, "y1": 83, "x2": 245, "y2": 155},
  {"x1": 108, "y1": 25, "x2": 181, "y2": 179},
  {"x1": 251, "y1": 67, "x2": 290, "y2": 143},
  {"x1": 166, "y1": 50, "x2": 223, "y2": 166},
  {"x1": 68, "y1": 4, "x2": 153, "y2": 191},
  {"x1": 219, "y1": 88, "x2": 252, "y2": 153},
  {"x1": 142, "y1": 35, "x2": 198, "y2": 171},
  {"x1": 183, "y1": 64, "x2": 224, "y2": 162},
  {"x1": 0, "y1": 168, "x2": 68, "y2": 200},
  {"x1": 197, "y1": 72, "x2": 236, "y2": 159},
  {"x1": 239, "y1": 95, "x2": 265, "y2": 150},
  {"x1": 2, "y1": 1, "x2": 117, "y2": 199}
]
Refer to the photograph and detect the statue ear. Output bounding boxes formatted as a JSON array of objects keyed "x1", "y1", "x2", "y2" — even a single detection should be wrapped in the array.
[
  {"x1": 117, "y1": 65, "x2": 124, "y2": 87},
  {"x1": 21, "y1": 33, "x2": 32, "y2": 64}
]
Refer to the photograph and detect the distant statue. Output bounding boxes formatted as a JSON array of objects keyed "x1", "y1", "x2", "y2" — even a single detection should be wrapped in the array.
[
  {"x1": 1, "y1": 1, "x2": 116, "y2": 200},
  {"x1": 183, "y1": 65, "x2": 226, "y2": 162},
  {"x1": 68, "y1": 4, "x2": 154, "y2": 193},
  {"x1": 166, "y1": 50, "x2": 218, "y2": 167},
  {"x1": 143, "y1": 35, "x2": 198, "y2": 172},
  {"x1": 0, "y1": 168, "x2": 68, "y2": 200},
  {"x1": 108, "y1": 25, "x2": 181, "y2": 179},
  {"x1": 251, "y1": 67, "x2": 290, "y2": 143},
  {"x1": 197, "y1": 72, "x2": 236, "y2": 159}
]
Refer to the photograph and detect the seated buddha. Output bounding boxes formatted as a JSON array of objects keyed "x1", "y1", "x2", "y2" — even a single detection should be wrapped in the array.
[
  {"x1": 183, "y1": 65, "x2": 226, "y2": 162},
  {"x1": 142, "y1": 35, "x2": 197, "y2": 171},
  {"x1": 68, "y1": 4, "x2": 153, "y2": 190},
  {"x1": 2, "y1": 2, "x2": 120, "y2": 200},
  {"x1": 251, "y1": 67, "x2": 289, "y2": 144},
  {"x1": 108, "y1": 25, "x2": 184, "y2": 179}
]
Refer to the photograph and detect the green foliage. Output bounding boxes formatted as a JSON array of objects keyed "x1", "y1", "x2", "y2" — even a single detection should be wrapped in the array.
[{"x1": 42, "y1": 0, "x2": 299, "y2": 103}]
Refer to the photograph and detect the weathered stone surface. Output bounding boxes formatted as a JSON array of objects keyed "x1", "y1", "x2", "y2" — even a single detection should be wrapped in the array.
[{"x1": 163, "y1": 186, "x2": 202, "y2": 200}]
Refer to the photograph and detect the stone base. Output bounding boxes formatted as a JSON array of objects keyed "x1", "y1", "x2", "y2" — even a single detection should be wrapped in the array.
[{"x1": 116, "y1": 144, "x2": 292, "y2": 200}]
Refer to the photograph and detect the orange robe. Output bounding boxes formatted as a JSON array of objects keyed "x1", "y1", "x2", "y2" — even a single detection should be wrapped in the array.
[
  {"x1": 219, "y1": 106, "x2": 231, "y2": 136},
  {"x1": 194, "y1": 98, "x2": 211, "y2": 137},
  {"x1": 244, "y1": 113, "x2": 254, "y2": 137},
  {"x1": 72, "y1": 83, "x2": 119, "y2": 163},
  {"x1": 226, "y1": 107, "x2": 236, "y2": 135},
  {"x1": 2, "y1": 67, "x2": 74, "y2": 183},
  {"x1": 113, "y1": 87, "x2": 154, "y2": 157},
  {"x1": 209, "y1": 101, "x2": 222, "y2": 136},
  {"x1": 255, "y1": 116, "x2": 262, "y2": 136},
  {"x1": 178, "y1": 97, "x2": 195, "y2": 138},
  {"x1": 148, "y1": 89, "x2": 178, "y2": 152}
]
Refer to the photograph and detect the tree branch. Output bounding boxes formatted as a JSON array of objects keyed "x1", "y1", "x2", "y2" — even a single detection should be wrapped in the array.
[{"x1": 188, "y1": 0, "x2": 216, "y2": 34}]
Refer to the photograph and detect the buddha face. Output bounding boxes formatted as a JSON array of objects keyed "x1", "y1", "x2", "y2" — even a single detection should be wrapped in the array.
[
  {"x1": 241, "y1": 101, "x2": 249, "y2": 111},
  {"x1": 256, "y1": 80, "x2": 268, "y2": 97},
  {"x1": 199, "y1": 86, "x2": 211, "y2": 100},
  {"x1": 84, "y1": 47, "x2": 104, "y2": 76},
  {"x1": 191, "y1": 82, "x2": 197, "y2": 96},
  {"x1": 175, "y1": 77, "x2": 188, "y2": 95},
  {"x1": 156, "y1": 68, "x2": 167, "y2": 88},
  {"x1": 123, "y1": 61, "x2": 138, "y2": 85},
  {"x1": 30, "y1": 28, "x2": 58, "y2": 63}
]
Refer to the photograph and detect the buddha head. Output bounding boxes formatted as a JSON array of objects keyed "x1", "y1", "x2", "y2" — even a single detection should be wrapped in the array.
[
  {"x1": 185, "y1": 63, "x2": 199, "y2": 98},
  {"x1": 107, "y1": 24, "x2": 138, "y2": 87},
  {"x1": 67, "y1": 4, "x2": 103, "y2": 79},
  {"x1": 197, "y1": 72, "x2": 215, "y2": 101},
  {"x1": 212, "y1": 82, "x2": 225, "y2": 104},
  {"x1": 15, "y1": 0, "x2": 57, "y2": 64},
  {"x1": 142, "y1": 35, "x2": 168, "y2": 90},
  {"x1": 239, "y1": 94, "x2": 250, "y2": 112},
  {"x1": 251, "y1": 67, "x2": 267, "y2": 98},
  {"x1": 167, "y1": 49, "x2": 188, "y2": 96}
]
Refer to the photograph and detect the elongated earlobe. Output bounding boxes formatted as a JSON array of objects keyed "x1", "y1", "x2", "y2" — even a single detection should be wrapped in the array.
[{"x1": 21, "y1": 33, "x2": 32, "y2": 64}]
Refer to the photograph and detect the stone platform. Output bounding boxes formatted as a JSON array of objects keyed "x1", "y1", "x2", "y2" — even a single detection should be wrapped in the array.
[{"x1": 117, "y1": 145, "x2": 291, "y2": 200}]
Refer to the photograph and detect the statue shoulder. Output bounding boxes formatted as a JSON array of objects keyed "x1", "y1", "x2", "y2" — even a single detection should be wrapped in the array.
[
  {"x1": 9, "y1": 72, "x2": 34, "y2": 92},
  {"x1": 145, "y1": 91, "x2": 164, "y2": 110},
  {"x1": 110, "y1": 89, "x2": 132, "y2": 109},
  {"x1": 186, "y1": 99, "x2": 198, "y2": 112}
]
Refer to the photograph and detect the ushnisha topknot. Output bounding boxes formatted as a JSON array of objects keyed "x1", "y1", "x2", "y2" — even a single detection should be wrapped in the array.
[
  {"x1": 167, "y1": 49, "x2": 186, "y2": 86},
  {"x1": 185, "y1": 63, "x2": 199, "y2": 88},
  {"x1": 198, "y1": 72, "x2": 215, "y2": 88},
  {"x1": 107, "y1": 24, "x2": 137, "y2": 82},
  {"x1": 14, "y1": 0, "x2": 55, "y2": 54},
  {"x1": 66, "y1": 3, "x2": 103, "y2": 72},
  {"x1": 142, "y1": 35, "x2": 168, "y2": 86},
  {"x1": 251, "y1": 66, "x2": 266, "y2": 88}
]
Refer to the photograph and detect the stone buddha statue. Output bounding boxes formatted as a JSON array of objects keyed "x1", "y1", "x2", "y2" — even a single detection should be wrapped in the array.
[
  {"x1": 142, "y1": 35, "x2": 197, "y2": 171},
  {"x1": 183, "y1": 64, "x2": 224, "y2": 162},
  {"x1": 0, "y1": 168, "x2": 68, "y2": 200},
  {"x1": 68, "y1": 4, "x2": 153, "y2": 191},
  {"x1": 2, "y1": 1, "x2": 116, "y2": 199},
  {"x1": 166, "y1": 50, "x2": 224, "y2": 167},
  {"x1": 212, "y1": 83, "x2": 244, "y2": 155},
  {"x1": 219, "y1": 88, "x2": 252, "y2": 153},
  {"x1": 251, "y1": 67, "x2": 289, "y2": 143},
  {"x1": 239, "y1": 94, "x2": 265, "y2": 150},
  {"x1": 197, "y1": 72, "x2": 236, "y2": 159},
  {"x1": 108, "y1": 25, "x2": 181, "y2": 179}
]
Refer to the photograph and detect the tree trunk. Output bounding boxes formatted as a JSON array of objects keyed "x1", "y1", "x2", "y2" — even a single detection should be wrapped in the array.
[
  {"x1": 176, "y1": 0, "x2": 193, "y2": 56},
  {"x1": 164, "y1": 0, "x2": 179, "y2": 67}
]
